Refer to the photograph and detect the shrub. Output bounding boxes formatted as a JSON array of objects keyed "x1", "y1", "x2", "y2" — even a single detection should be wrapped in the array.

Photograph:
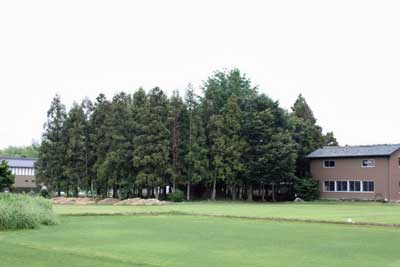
[
  {"x1": 0, "y1": 193, "x2": 58, "y2": 230},
  {"x1": 167, "y1": 189, "x2": 185, "y2": 202},
  {"x1": 293, "y1": 177, "x2": 320, "y2": 201},
  {"x1": 40, "y1": 187, "x2": 50, "y2": 198},
  {"x1": 0, "y1": 160, "x2": 15, "y2": 191}
]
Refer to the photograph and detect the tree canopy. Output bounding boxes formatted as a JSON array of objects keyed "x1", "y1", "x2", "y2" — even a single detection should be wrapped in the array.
[
  {"x1": 0, "y1": 144, "x2": 40, "y2": 158},
  {"x1": 36, "y1": 69, "x2": 337, "y2": 201},
  {"x1": 0, "y1": 160, "x2": 15, "y2": 191}
]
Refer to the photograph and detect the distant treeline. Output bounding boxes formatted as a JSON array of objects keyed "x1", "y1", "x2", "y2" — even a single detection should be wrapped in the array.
[
  {"x1": 35, "y1": 69, "x2": 337, "y2": 201},
  {"x1": 0, "y1": 144, "x2": 39, "y2": 158}
]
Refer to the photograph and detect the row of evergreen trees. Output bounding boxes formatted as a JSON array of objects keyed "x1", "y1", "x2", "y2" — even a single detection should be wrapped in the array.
[{"x1": 36, "y1": 69, "x2": 337, "y2": 201}]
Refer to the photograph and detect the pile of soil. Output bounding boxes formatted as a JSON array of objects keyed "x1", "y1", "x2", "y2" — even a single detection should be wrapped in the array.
[
  {"x1": 52, "y1": 197, "x2": 96, "y2": 205},
  {"x1": 97, "y1": 198, "x2": 120, "y2": 205},
  {"x1": 114, "y1": 198, "x2": 168, "y2": 206},
  {"x1": 52, "y1": 197, "x2": 168, "y2": 206}
]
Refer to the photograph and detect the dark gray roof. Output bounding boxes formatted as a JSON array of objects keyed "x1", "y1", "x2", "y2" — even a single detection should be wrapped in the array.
[
  {"x1": 0, "y1": 156, "x2": 37, "y2": 168},
  {"x1": 306, "y1": 144, "x2": 400, "y2": 159}
]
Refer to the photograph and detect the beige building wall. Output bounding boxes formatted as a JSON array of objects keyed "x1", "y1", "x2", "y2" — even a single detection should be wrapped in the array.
[
  {"x1": 14, "y1": 175, "x2": 36, "y2": 188},
  {"x1": 389, "y1": 150, "x2": 400, "y2": 200},
  {"x1": 310, "y1": 156, "x2": 399, "y2": 200}
]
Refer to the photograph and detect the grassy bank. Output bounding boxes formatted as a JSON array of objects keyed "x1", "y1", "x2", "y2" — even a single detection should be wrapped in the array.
[{"x1": 0, "y1": 194, "x2": 58, "y2": 230}]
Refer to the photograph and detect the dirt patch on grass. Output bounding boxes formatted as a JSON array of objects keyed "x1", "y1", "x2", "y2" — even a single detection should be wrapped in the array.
[
  {"x1": 114, "y1": 198, "x2": 168, "y2": 206},
  {"x1": 52, "y1": 197, "x2": 97, "y2": 205},
  {"x1": 52, "y1": 197, "x2": 169, "y2": 206},
  {"x1": 97, "y1": 198, "x2": 120, "y2": 205}
]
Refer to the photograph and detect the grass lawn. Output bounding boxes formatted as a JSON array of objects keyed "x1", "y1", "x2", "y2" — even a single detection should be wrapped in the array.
[
  {"x1": 54, "y1": 201, "x2": 400, "y2": 224},
  {"x1": 3, "y1": 201, "x2": 400, "y2": 266},
  {"x1": 2, "y1": 215, "x2": 400, "y2": 267}
]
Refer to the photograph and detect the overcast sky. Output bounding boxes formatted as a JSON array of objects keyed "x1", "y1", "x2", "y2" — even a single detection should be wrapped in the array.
[{"x1": 1, "y1": 0, "x2": 399, "y2": 149}]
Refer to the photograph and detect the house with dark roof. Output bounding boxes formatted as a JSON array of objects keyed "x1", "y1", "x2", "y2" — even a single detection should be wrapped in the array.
[
  {"x1": 0, "y1": 156, "x2": 37, "y2": 189},
  {"x1": 307, "y1": 144, "x2": 400, "y2": 201}
]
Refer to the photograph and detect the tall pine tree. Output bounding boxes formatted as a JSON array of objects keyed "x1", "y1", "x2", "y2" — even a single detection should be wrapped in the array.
[
  {"x1": 64, "y1": 103, "x2": 87, "y2": 196},
  {"x1": 133, "y1": 87, "x2": 170, "y2": 198},
  {"x1": 168, "y1": 90, "x2": 186, "y2": 192},
  {"x1": 36, "y1": 95, "x2": 67, "y2": 195},
  {"x1": 183, "y1": 85, "x2": 209, "y2": 200}
]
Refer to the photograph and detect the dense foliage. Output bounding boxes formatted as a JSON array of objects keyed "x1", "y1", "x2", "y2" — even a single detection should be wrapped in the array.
[
  {"x1": 0, "y1": 144, "x2": 40, "y2": 158},
  {"x1": 167, "y1": 189, "x2": 185, "y2": 202},
  {"x1": 293, "y1": 177, "x2": 320, "y2": 201},
  {"x1": 36, "y1": 69, "x2": 336, "y2": 201},
  {"x1": 0, "y1": 193, "x2": 58, "y2": 230},
  {"x1": 0, "y1": 160, "x2": 15, "y2": 191}
]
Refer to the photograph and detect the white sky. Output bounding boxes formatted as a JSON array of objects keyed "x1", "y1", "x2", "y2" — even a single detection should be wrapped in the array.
[{"x1": 1, "y1": 0, "x2": 400, "y2": 148}]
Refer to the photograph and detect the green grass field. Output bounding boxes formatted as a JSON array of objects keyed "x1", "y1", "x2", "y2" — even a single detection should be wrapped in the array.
[
  {"x1": 2, "y1": 214, "x2": 400, "y2": 267},
  {"x1": 55, "y1": 201, "x2": 400, "y2": 224},
  {"x1": 2, "y1": 201, "x2": 400, "y2": 267}
]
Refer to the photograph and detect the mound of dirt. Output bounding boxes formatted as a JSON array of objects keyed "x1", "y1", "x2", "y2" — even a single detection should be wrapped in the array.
[
  {"x1": 52, "y1": 197, "x2": 96, "y2": 205},
  {"x1": 97, "y1": 198, "x2": 120, "y2": 205},
  {"x1": 114, "y1": 198, "x2": 168, "y2": 206},
  {"x1": 52, "y1": 197, "x2": 169, "y2": 206}
]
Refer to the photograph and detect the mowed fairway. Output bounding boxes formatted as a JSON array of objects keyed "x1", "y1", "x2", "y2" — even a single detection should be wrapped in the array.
[
  {"x1": 2, "y1": 215, "x2": 400, "y2": 267},
  {"x1": 55, "y1": 201, "x2": 400, "y2": 224}
]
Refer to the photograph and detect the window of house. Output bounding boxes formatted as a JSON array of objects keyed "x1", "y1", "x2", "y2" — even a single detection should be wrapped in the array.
[
  {"x1": 336, "y1": 181, "x2": 348, "y2": 192},
  {"x1": 362, "y1": 159, "x2": 375, "y2": 168},
  {"x1": 323, "y1": 160, "x2": 335, "y2": 168},
  {"x1": 362, "y1": 181, "x2": 374, "y2": 192},
  {"x1": 349, "y1": 181, "x2": 361, "y2": 192},
  {"x1": 398, "y1": 158, "x2": 400, "y2": 168},
  {"x1": 324, "y1": 181, "x2": 335, "y2": 192}
]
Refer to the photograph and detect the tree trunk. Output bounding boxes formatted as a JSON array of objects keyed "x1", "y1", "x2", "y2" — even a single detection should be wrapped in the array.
[
  {"x1": 231, "y1": 185, "x2": 236, "y2": 201},
  {"x1": 272, "y1": 183, "x2": 276, "y2": 202},
  {"x1": 261, "y1": 183, "x2": 265, "y2": 202},
  {"x1": 138, "y1": 188, "x2": 142, "y2": 198},
  {"x1": 261, "y1": 183, "x2": 265, "y2": 201},
  {"x1": 186, "y1": 181, "x2": 191, "y2": 201},
  {"x1": 147, "y1": 187, "x2": 151, "y2": 198},
  {"x1": 247, "y1": 184, "x2": 253, "y2": 201},
  {"x1": 163, "y1": 186, "x2": 167, "y2": 200},
  {"x1": 238, "y1": 186, "x2": 243, "y2": 200},
  {"x1": 172, "y1": 181, "x2": 176, "y2": 193},
  {"x1": 211, "y1": 177, "x2": 217, "y2": 201},
  {"x1": 113, "y1": 186, "x2": 118, "y2": 199}
]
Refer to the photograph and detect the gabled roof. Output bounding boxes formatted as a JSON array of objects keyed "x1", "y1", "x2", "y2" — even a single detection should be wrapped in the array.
[
  {"x1": 306, "y1": 144, "x2": 400, "y2": 159},
  {"x1": 0, "y1": 156, "x2": 37, "y2": 168}
]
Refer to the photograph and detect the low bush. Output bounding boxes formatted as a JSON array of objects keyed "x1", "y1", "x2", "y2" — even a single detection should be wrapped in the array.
[
  {"x1": 167, "y1": 189, "x2": 185, "y2": 202},
  {"x1": 0, "y1": 193, "x2": 58, "y2": 230},
  {"x1": 294, "y1": 177, "x2": 320, "y2": 201}
]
